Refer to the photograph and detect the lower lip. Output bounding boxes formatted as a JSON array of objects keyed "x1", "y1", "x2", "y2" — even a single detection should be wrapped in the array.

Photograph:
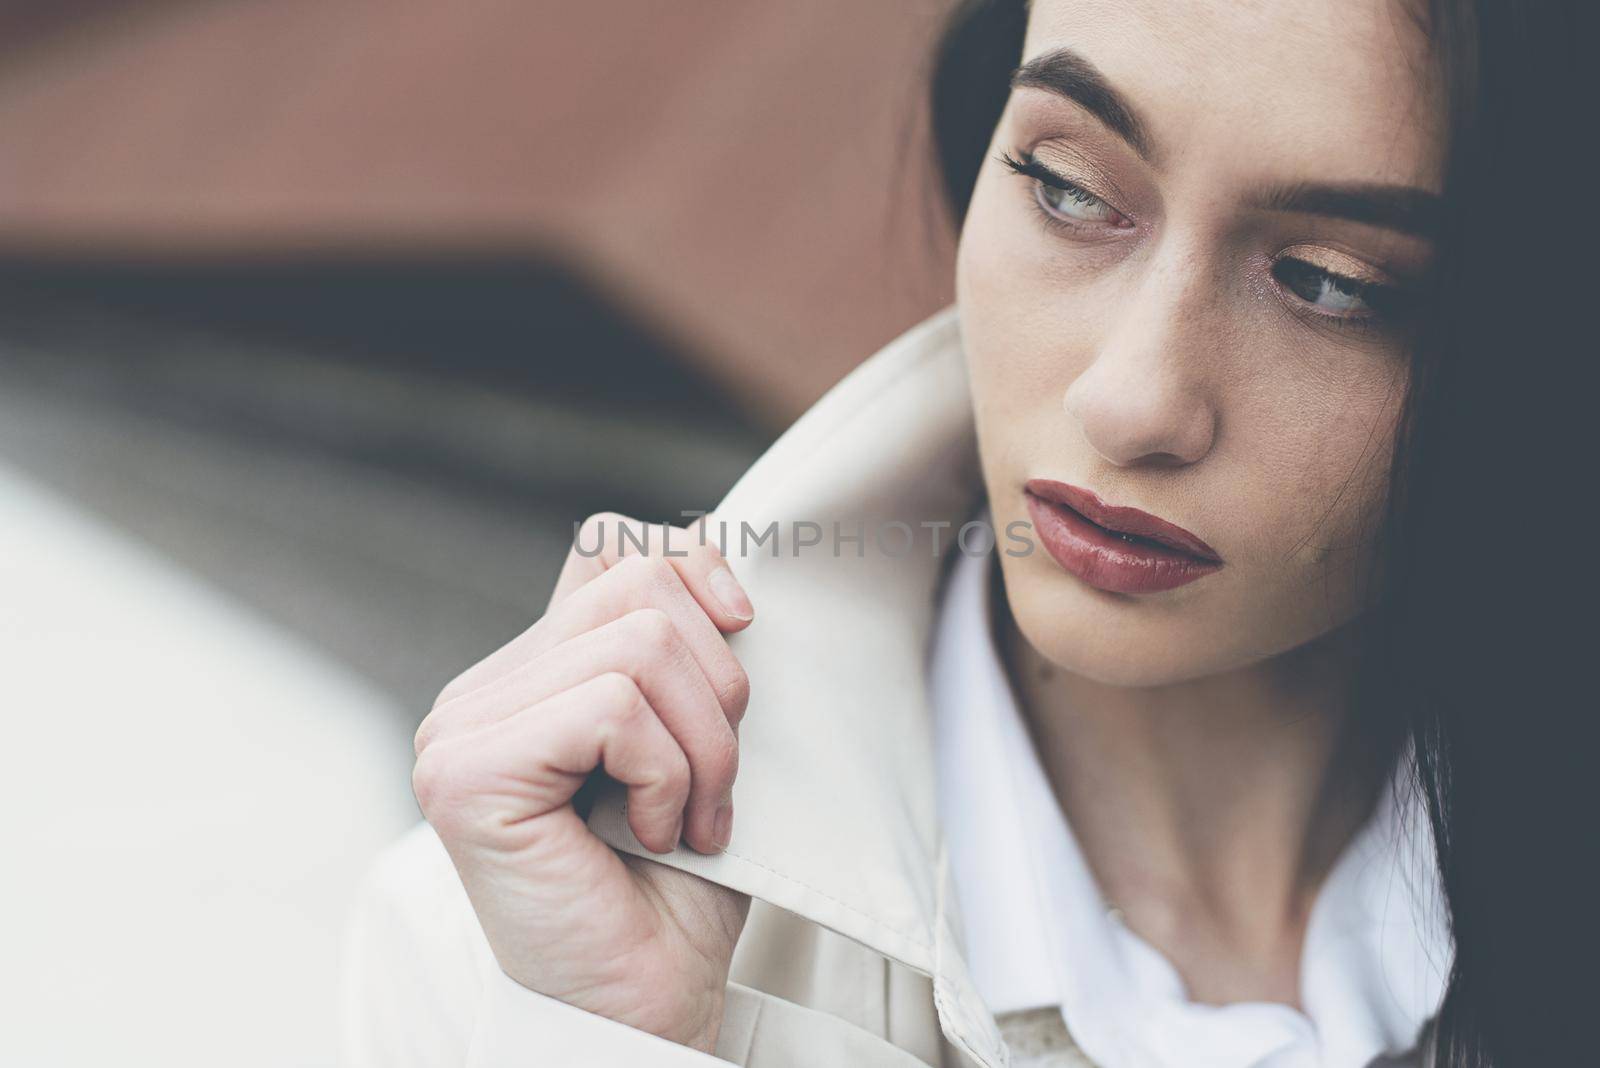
[{"x1": 1024, "y1": 491, "x2": 1223, "y2": 594}]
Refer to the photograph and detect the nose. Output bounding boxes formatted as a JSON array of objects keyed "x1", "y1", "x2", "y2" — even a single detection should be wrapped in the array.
[{"x1": 1062, "y1": 251, "x2": 1219, "y2": 468}]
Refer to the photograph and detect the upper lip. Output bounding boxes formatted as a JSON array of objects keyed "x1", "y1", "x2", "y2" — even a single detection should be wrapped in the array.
[{"x1": 1024, "y1": 479, "x2": 1223, "y2": 563}]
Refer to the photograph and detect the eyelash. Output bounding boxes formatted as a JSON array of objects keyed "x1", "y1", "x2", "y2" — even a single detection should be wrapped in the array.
[
  {"x1": 997, "y1": 150, "x2": 1126, "y2": 231},
  {"x1": 1270, "y1": 257, "x2": 1409, "y2": 335},
  {"x1": 999, "y1": 147, "x2": 1409, "y2": 334}
]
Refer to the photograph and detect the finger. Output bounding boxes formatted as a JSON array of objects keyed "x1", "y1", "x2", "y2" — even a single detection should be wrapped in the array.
[
  {"x1": 434, "y1": 514, "x2": 752, "y2": 709},
  {"x1": 417, "y1": 608, "x2": 739, "y2": 854},
  {"x1": 437, "y1": 552, "x2": 751, "y2": 729},
  {"x1": 551, "y1": 512, "x2": 755, "y2": 630},
  {"x1": 539, "y1": 554, "x2": 752, "y2": 723},
  {"x1": 414, "y1": 672, "x2": 692, "y2": 855},
  {"x1": 421, "y1": 607, "x2": 726, "y2": 745}
]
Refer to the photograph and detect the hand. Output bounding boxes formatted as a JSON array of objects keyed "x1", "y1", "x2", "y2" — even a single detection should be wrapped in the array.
[{"x1": 412, "y1": 513, "x2": 755, "y2": 1053}]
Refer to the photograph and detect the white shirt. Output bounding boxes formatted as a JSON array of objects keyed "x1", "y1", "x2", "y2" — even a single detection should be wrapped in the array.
[{"x1": 930, "y1": 544, "x2": 1453, "y2": 1068}]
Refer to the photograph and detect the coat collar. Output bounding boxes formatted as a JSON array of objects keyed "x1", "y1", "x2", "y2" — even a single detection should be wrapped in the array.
[{"x1": 586, "y1": 305, "x2": 1009, "y2": 1063}]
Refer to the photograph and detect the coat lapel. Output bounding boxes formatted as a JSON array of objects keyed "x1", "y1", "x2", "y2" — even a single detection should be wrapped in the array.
[{"x1": 586, "y1": 306, "x2": 1008, "y2": 1064}]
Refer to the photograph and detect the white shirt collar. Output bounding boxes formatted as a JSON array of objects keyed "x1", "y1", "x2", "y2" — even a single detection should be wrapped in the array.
[{"x1": 931, "y1": 542, "x2": 1453, "y2": 1068}]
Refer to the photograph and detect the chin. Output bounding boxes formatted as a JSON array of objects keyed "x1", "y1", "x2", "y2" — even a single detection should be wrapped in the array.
[{"x1": 997, "y1": 557, "x2": 1250, "y2": 689}]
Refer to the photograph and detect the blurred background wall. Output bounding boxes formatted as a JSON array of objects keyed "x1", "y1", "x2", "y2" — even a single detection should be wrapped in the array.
[{"x1": 0, "y1": 3, "x2": 959, "y2": 1065}]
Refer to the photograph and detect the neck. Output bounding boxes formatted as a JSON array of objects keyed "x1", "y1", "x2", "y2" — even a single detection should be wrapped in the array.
[{"x1": 991, "y1": 562, "x2": 1395, "y2": 1006}]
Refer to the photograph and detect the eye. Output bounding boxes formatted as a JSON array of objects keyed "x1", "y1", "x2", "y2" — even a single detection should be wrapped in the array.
[
  {"x1": 1036, "y1": 180, "x2": 1120, "y2": 225},
  {"x1": 999, "y1": 151, "x2": 1131, "y2": 229},
  {"x1": 1271, "y1": 256, "x2": 1399, "y2": 319}
]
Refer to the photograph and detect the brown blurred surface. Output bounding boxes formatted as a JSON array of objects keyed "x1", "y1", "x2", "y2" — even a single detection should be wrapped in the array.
[{"x1": 0, "y1": 1, "x2": 960, "y2": 420}]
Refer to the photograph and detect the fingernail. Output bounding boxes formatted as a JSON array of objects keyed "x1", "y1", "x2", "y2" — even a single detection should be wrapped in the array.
[
  {"x1": 650, "y1": 814, "x2": 681, "y2": 854},
  {"x1": 708, "y1": 567, "x2": 754, "y2": 622},
  {"x1": 712, "y1": 800, "x2": 734, "y2": 850}
]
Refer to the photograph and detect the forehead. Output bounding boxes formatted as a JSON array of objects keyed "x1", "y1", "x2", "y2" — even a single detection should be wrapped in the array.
[{"x1": 1021, "y1": 0, "x2": 1446, "y2": 193}]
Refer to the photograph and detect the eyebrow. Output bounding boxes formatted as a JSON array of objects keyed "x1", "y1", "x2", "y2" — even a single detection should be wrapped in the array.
[
  {"x1": 1011, "y1": 48, "x2": 1154, "y2": 161},
  {"x1": 1250, "y1": 182, "x2": 1441, "y2": 237},
  {"x1": 1012, "y1": 47, "x2": 1440, "y2": 239}
]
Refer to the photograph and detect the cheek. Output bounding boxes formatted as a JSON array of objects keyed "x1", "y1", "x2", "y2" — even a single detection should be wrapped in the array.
[
  {"x1": 1230, "y1": 365, "x2": 1406, "y2": 580},
  {"x1": 958, "y1": 202, "x2": 1039, "y2": 454},
  {"x1": 955, "y1": 173, "x2": 1030, "y2": 367},
  {"x1": 956, "y1": 184, "x2": 1095, "y2": 450}
]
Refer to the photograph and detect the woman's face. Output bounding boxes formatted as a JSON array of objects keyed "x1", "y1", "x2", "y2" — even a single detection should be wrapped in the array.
[{"x1": 959, "y1": 0, "x2": 1444, "y2": 686}]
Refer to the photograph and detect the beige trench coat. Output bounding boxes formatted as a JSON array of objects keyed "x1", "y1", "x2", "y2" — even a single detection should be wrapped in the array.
[
  {"x1": 342, "y1": 307, "x2": 1434, "y2": 1068},
  {"x1": 590, "y1": 305, "x2": 1012, "y2": 1066}
]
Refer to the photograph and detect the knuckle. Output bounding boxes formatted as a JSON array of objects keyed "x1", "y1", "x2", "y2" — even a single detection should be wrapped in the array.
[
  {"x1": 659, "y1": 750, "x2": 692, "y2": 799},
  {"x1": 410, "y1": 744, "x2": 467, "y2": 824},
  {"x1": 591, "y1": 670, "x2": 644, "y2": 715},
  {"x1": 697, "y1": 729, "x2": 740, "y2": 788},
  {"x1": 431, "y1": 668, "x2": 473, "y2": 712},
  {"x1": 413, "y1": 714, "x2": 438, "y2": 756},
  {"x1": 721, "y1": 659, "x2": 752, "y2": 721},
  {"x1": 622, "y1": 606, "x2": 679, "y2": 652},
  {"x1": 593, "y1": 673, "x2": 653, "y2": 740}
]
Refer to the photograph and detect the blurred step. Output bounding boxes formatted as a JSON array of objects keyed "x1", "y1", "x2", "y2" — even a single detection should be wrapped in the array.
[{"x1": 0, "y1": 257, "x2": 770, "y2": 714}]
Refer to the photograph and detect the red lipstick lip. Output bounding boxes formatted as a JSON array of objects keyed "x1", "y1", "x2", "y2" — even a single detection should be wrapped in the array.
[{"x1": 1023, "y1": 479, "x2": 1223, "y2": 564}]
